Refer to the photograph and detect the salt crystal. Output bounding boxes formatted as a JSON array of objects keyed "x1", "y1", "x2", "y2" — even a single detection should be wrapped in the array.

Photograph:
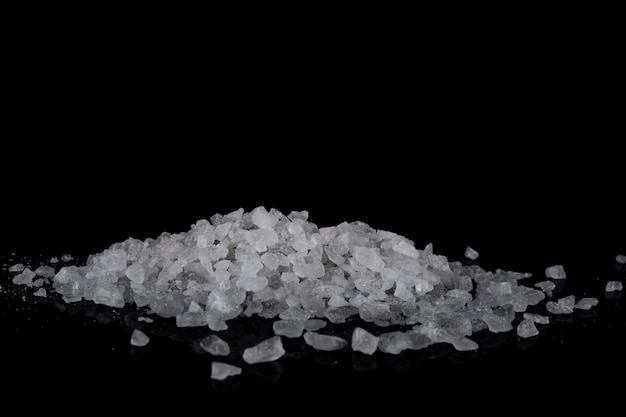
[
  {"x1": 616, "y1": 255, "x2": 626, "y2": 264},
  {"x1": 523, "y1": 312, "x2": 550, "y2": 324},
  {"x1": 33, "y1": 288, "x2": 47, "y2": 298},
  {"x1": 12, "y1": 268, "x2": 36, "y2": 286},
  {"x1": 35, "y1": 265, "x2": 55, "y2": 278},
  {"x1": 211, "y1": 362, "x2": 241, "y2": 381},
  {"x1": 303, "y1": 319, "x2": 327, "y2": 332},
  {"x1": 545, "y1": 265, "x2": 566, "y2": 279},
  {"x1": 605, "y1": 281, "x2": 623, "y2": 292},
  {"x1": 33, "y1": 279, "x2": 44, "y2": 287},
  {"x1": 138, "y1": 317, "x2": 153, "y2": 323},
  {"x1": 351, "y1": 327, "x2": 379, "y2": 355},
  {"x1": 573, "y1": 297, "x2": 599, "y2": 310},
  {"x1": 61, "y1": 254, "x2": 73, "y2": 262},
  {"x1": 243, "y1": 336, "x2": 285, "y2": 364},
  {"x1": 200, "y1": 335, "x2": 231, "y2": 356},
  {"x1": 546, "y1": 295, "x2": 575, "y2": 314},
  {"x1": 517, "y1": 319, "x2": 539, "y2": 338},
  {"x1": 251, "y1": 206, "x2": 279, "y2": 230},
  {"x1": 9, "y1": 263, "x2": 25, "y2": 272},
  {"x1": 353, "y1": 247, "x2": 385, "y2": 272},
  {"x1": 130, "y1": 329, "x2": 150, "y2": 347},
  {"x1": 535, "y1": 281, "x2": 556, "y2": 293},
  {"x1": 377, "y1": 331, "x2": 410, "y2": 354},
  {"x1": 303, "y1": 332, "x2": 348, "y2": 351},
  {"x1": 273, "y1": 320, "x2": 305, "y2": 338},
  {"x1": 464, "y1": 246, "x2": 479, "y2": 260},
  {"x1": 49, "y1": 257, "x2": 59, "y2": 264}
]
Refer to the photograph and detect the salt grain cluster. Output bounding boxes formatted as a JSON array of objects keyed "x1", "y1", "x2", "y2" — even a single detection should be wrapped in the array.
[{"x1": 9, "y1": 207, "x2": 608, "y2": 363}]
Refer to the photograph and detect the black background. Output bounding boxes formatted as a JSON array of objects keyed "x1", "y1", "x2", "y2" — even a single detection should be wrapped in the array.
[{"x1": 1, "y1": 11, "x2": 625, "y2": 414}]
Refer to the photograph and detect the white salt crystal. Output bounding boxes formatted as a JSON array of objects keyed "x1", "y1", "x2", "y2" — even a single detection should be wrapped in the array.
[
  {"x1": 303, "y1": 332, "x2": 348, "y2": 351},
  {"x1": 33, "y1": 279, "x2": 44, "y2": 287},
  {"x1": 391, "y1": 241, "x2": 419, "y2": 258},
  {"x1": 12, "y1": 268, "x2": 36, "y2": 286},
  {"x1": 130, "y1": 329, "x2": 150, "y2": 347},
  {"x1": 351, "y1": 327, "x2": 379, "y2": 355},
  {"x1": 545, "y1": 265, "x2": 566, "y2": 279},
  {"x1": 61, "y1": 254, "x2": 73, "y2": 262},
  {"x1": 303, "y1": 319, "x2": 327, "y2": 332},
  {"x1": 211, "y1": 362, "x2": 241, "y2": 381},
  {"x1": 605, "y1": 281, "x2": 623, "y2": 292},
  {"x1": 523, "y1": 312, "x2": 550, "y2": 324},
  {"x1": 200, "y1": 335, "x2": 230, "y2": 356},
  {"x1": 243, "y1": 336, "x2": 285, "y2": 364},
  {"x1": 273, "y1": 320, "x2": 305, "y2": 338},
  {"x1": 377, "y1": 331, "x2": 410, "y2": 354},
  {"x1": 138, "y1": 317, "x2": 153, "y2": 323},
  {"x1": 616, "y1": 255, "x2": 626, "y2": 264},
  {"x1": 251, "y1": 206, "x2": 279, "y2": 230},
  {"x1": 49, "y1": 257, "x2": 59, "y2": 264},
  {"x1": 35, "y1": 265, "x2": 55, "y2": 278},
  {"x1": 546, "y1": 295, "x2": 575, "y2": 314},
  {"x1": 9, "y1": 263, "x2": 25, "y2": 272},
  {"x1": 517, "y1": 319, "x2": 539, "y2": 338},
  {"x1": 33, "y1": 288, "x2": 47, "y2": 298},
  {"x1": 535, "y1": 281, "x2": 556, "y2": 292},
  {"x1": 464, "y1": 246, "x2": 479, "y2": 260},
  {"x1": 353, "y1": 247, "x2": 385, "y2": 272},
  {"x1": 573, "y1": 297, "x2": 599, "y2": 310}
]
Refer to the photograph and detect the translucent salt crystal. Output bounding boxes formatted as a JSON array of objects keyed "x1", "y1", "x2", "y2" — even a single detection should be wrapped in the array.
[
  {"x1": 33, "y1": 279, "x2": 44, "y2": 287},
  {"x1": 93, "y1": 286, "x2": 125, "y2": 308},
  {"x1": 351, "y1": 327, "x2": 379, "y2": 355},
  {"x1": 49, "y1": 257, "x2": 59, "y2": 264},
  {"x1": 273, "y1": 320, "x2": 305, "y2": 338},
  {"x1": 130, "y1": 329, "x2": 150, "y2": 347},
  {"x1": 523, "y1": 312, "x2": 549, "y2": 324},
  {"x1": 61, "y1": 254, "x2": 73, "y2": 262},
  {"x1": 12, "y1": 268, "x2": 36, "y2": 286},
  {"x1": 303, "y1": 319, "x2": 327, "y2": 331},
  {"x1": 616, "y1": 255, "x2": 626, "y2": 264},
  {"x1": 464, "y1": 246, "x2": 479, "y2": 260},
  {"x1": 377, "y1": 331, "x2": 410, "y2": 354},
  {"x1": 35, "y1": 265, "x2": 55, "y2": 278},
  {"x1": 200, "y1": 335, "x2": 230, "y2": 356},
  {"x1": 303, "y1": 332, "x2": 348, "y2": 351},
  {"x1": 9, "y1": 263, "x2": 25, "y2": 272},
  {"x1": 573, "y1": 297, "x2": 599, "y2": 310},
  {"x1": 211, "y1": 362, "x2": 241, "y2": 381},
  {"x1": 391, "y1": 241, "x2": 419, "y2": 258},
  {"x1": 605, "y1": 281, "x2": 623, "y2": 292},
  {"x1": 251, "y1": 206, "x2": 279, "y2": 230},
  {"x1": 353, "y1": 247, "x2": 385, "y2": 272},
  {"x1": 243, "y1": 336, "x2": 285, "y2": 364},
  {"x1": 138, "y1": 317, "x2": 153, "y2": 323},
  {"x1": 450, "y1": 336, "x2": 479, "y2": 351},
  {"x1": 535, "y1": 281, "x2": 556, "y2": 292},
  {"x1": 546, "y1": 295, "x2": 575, "y2": 314},
  {"x1": 517, "y1": 319, "x2": 539, "y2": 338},
  {"x1": 482, "y1": 314, "x2": 514, "y2": 333},
  {"x1": 545, "y1": 265, "x2": 566, "y2": 279},
  {"x1": 33, "y1": 288, "x2": 47, "y2": 298}
]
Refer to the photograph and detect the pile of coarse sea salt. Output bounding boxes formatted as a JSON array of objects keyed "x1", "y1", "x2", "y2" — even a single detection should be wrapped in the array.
[{"x1": 10, "y1": 207, "x2": 618, "y2": 378}]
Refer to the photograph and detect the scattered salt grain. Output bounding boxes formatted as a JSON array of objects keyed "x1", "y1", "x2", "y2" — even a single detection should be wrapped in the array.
[
  {"x1": 9, "y1": 263, "x2": 25, "y2": 273},
  {"x1": 130, "y1": 329, "x2": 150, "y2": 347},
  {"x1": 61, "y1": 254, "x2": 73, "y2": 262},
  {"x1": 303, "y1": 332, "x2": 348, "y2": 351},
  {"x1": 138, "y1": 317, "x2": 153, "y2": 323},
  {"x1": 546, "y1": 295, "x2": 575, "y2": 314},
  {"x1": 200, "y1": 335, "x2": 231, "y2": 356},
  {"x1": 12, "y1": 268, "x2": 36, "y2": 286},
  {"x1": 243, "y1": 336, "x2": 285, "y2": 364},
  {"x1": 211, "y1": 362, "x2": 241, "y2": 381},
  {"x1": 545, "y1": 265, "x2": 566, "y2": 279},
  {"x1": 35, "y1": 265, "x2": 55, "y2": 278},
  {"x1": 33, "y1": 288, "x2": 47, "y2": 298},
  {"x1": 605, "y1": 281, "x2": 623, "y2": 292},
  {"x1": 523, "y1": 312, "x2": 550, "y2": 324},
  {"x1": 517, "y1": 319, "x2": 539, "y2": 338},
  {"x1": 573, "y1": 297, "x2": 599, "y2": 310},
  {"x1": 616, "y1": 255, "x2": 626, "y2": 264},
  {"x1": 465, "y1": 246, "x2": 479, "y2": 260}
]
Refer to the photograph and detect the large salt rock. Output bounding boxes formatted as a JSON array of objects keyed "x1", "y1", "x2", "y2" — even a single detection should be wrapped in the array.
[{"x1": 243, "y1": 336, "x2": 285, "y2": 364}]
